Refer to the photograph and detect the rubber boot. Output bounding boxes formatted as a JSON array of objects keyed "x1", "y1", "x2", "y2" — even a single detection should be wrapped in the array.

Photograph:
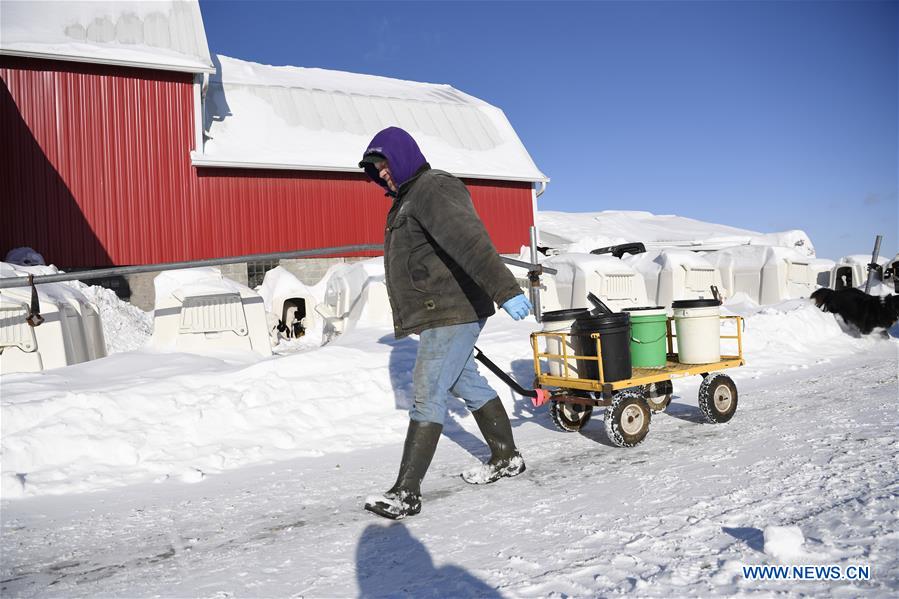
[
  {"x1": 461, "y1": 397, "x2": 526, "y2": 484},
  {"x1": 364, "y1": 420, "x2": 442, "y2": 519}
]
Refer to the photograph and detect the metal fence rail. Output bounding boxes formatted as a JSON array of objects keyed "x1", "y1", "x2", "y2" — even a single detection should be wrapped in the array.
[
  {"x1": 0, "y1": 244, "x2": 556, "y2": 289},
  {"x1": 0, "y1": 244, "x2": 384, "y2": 289}
]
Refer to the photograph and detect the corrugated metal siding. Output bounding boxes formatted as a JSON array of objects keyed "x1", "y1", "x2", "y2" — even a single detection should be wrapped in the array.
[
  {"x1": 193, "y1": 169, "x2": 389, "y2": 259},
  {"x1": 1, "y1": 56, "x2": 196, "y2": 266},
  {"x1": 193, "y1": 171, "x2": 532, "y2": 257},
  {"x1": 1, "y1": 56, "x2": 535, "y2": 266},
  {"x1": 464, "y1": 178, "x2": 534, "y2": 253}
]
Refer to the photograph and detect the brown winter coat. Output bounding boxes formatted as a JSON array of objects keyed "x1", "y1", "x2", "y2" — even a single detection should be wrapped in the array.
[{"x1": 384, "y1": 167, "x2": 522, "y2": 338}]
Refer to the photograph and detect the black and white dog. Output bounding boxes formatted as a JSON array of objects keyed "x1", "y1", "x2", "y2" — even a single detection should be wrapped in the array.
[{"x1": 810, "y1": 288, "x2": 899, "y2": 334}]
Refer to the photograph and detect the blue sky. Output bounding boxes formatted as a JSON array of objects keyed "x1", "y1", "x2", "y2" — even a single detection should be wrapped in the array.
[{"x1": 199, "y1": 0, "x2": 897, "y2": 260}]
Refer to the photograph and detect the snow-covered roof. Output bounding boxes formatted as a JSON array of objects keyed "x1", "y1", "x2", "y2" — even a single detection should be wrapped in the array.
[
  {"x1": 0, "y1": 0, "x2": 215, "y2": 74},
  {"x1": 837, "y1": 254, "x2": 889, "y2": 267},
  {"x1": 195, "y1": 55, "x2": 548, "y2": 183},
  {"x1": 538, "y1": 210, "x2": 816, "y2": 256}
]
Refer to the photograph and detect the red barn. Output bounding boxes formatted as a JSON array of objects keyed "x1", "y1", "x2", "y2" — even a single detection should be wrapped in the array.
[{"x1": 1, "y1": 1, "x2": 547, "y2": 307}]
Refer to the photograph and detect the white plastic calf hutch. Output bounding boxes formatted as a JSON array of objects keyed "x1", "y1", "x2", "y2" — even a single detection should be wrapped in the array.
[
  {"x1": 887, "y1": 253, "x2": 899, "y2": 287},
  {"x1": 759, "y1": 247, "x2": 819, "y2": 302},
  {"x1": 0, "y1": 264, "x2": 107, "y2": 374},
  {"x1": 830, "y1": 255, "x2": 889, "y2": 290},
  {"x1": 624, "y1": 250, "x2": 722, "y2": 308},
  {"x1": 707, "y1": 246, "x2": 819, "y2": 304},
  {"x1": 257, "y1": 267, "x2": 319, "y2": 340},
  {"x1": 150, "y1": 268, "x2": 271, "y2": 356},
  {"x1": 541, "y1": 253, "x2": 649, "y2": 312},
  {"x1": 810, "y1": 258, "x2": 836, "y2": 288},
  {"x1": 314, "y1": 259, "x2": 392, "y2": 334},
  {"x1": 505, "y1": 261, "x2": 564, "y2": 314}
]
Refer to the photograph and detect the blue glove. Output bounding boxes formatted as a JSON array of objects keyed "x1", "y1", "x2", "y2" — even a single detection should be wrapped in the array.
[{"x1": 501, "y1": 294, "x2": 532, "y2": 321}]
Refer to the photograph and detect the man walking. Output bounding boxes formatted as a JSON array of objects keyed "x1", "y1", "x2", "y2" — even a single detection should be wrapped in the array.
[{"x1": 359, "y1": 126, "x2": 532, "y2": 520}]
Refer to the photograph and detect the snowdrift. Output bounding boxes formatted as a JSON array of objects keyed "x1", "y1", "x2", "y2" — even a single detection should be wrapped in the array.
[
  {"x1": 537, "y1": 210, "x2": 816, "y2": 256},
  {"x1": 2, "y1": 290, "x2": 895, "y2": 498}
]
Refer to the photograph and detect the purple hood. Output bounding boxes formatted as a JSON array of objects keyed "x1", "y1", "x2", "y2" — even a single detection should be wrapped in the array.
[{"x1": 359, "y1": 127, "x2": 428, "y2": 193}]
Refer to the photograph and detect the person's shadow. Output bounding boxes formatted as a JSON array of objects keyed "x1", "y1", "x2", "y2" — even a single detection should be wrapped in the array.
[
  {"x1": 381, "y1": 332, "x2": 417, "y2": 410},
  {"x1": 356, "y1": 523, "x2": 502, "y2": 598},
  {"x1": 509, "y1": 358, "x2": 555, "y2": 429}
]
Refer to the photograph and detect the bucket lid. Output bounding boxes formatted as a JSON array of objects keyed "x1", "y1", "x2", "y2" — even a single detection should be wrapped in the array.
[
  {"x1": 571, "y1": 311, "x2": 630, "y2": 329},
  {"x1": 623, "y1": 306, "x2": 667, "y2": 317},
  {"x1": 671, "y1": 298, "x2": 721, "y2": 308},
  {"x1": 541, "y1": 308, "x2": 590, "y2": 322}
]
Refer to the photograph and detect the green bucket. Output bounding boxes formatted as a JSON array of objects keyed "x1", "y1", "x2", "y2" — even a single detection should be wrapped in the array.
[{"x1": 623, "y1": 307, "x2": 668, "y2": 368}]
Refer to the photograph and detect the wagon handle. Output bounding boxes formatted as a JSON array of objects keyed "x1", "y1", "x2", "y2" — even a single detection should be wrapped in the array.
[{"x1": 474, "y1": 346, "x2": 551, "y2": 407}]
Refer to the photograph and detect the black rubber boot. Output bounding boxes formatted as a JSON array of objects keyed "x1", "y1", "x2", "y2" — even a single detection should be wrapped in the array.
[
  {"x1": 364, "y1": 420, "x2": 443, "y2": 519},
  {"x1": 461, "y1": 397, "x2": 526, "y2": 484}
]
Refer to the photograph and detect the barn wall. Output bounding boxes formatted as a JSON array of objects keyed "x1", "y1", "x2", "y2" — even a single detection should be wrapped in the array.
[
  {"x1": 1, "y1": 57, "x2": 535, "y2": 269},
  {"x1": 1, "y1": 56, "x2": 196, "y2": 266}
]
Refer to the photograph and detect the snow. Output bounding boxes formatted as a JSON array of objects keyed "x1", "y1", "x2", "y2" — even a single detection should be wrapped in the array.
[
  {"x1": 2, "y1": 213, "x2": 897, "y2": 596},
  {"x1": 538, "y1": 210, "x2": 816, "y2": 255},
  {"x1": 763, "y1": 526, "x2": 810, "y2": 562},
  {"x1": 0, "y1": 0, "x2": 215, "y2": 73},
  {"x1": 1, "y1": 260, "x2": 152, "y2": 355},
  {"x1": 152, "y1": 267, "x2": 250, "y2": 304},
  {"x1": 78, "y1": 283, "x2": 153, "y2": 354},
  {"x1": 2, "y1": 344, "x2": 896, "y2": 596},
  {"x1": 199, "y1": 55, "x2": 547, "y2": 182}
]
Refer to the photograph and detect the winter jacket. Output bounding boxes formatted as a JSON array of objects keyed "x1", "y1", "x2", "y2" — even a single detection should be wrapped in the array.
[{"x1": 360, "y1": 127, "x2": 522, "y2": 338}]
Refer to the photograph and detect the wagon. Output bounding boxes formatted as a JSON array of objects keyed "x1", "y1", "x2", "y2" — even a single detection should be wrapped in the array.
[{"x1": 528, "y1": 316, "x2": 745, "y2": 447}]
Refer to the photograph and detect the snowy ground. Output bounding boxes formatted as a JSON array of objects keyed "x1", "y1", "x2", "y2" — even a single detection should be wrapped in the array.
[{"x1": 2, "y1": 297, "x2": 898, "y2": 596}]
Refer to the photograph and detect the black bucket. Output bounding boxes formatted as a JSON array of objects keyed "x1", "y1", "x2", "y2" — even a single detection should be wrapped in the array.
[
  {"x1": 542, "y1": 308, "x2": 590, "y2": 323},
  {"x1": 570, "y1": 312, "x2": 632, "y2": 382}
]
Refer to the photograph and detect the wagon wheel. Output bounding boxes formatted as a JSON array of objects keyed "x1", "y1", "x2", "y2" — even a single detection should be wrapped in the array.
[
  {"x1": 549, "y1": 400, "x2": 593, "y2": 432},
  {"x1": 697, "y1": 373, "x2": 738, "y2": 423},
  {"x1": 604, "y1": 387, "x2": 651, "y2": 447},
  {"x1": 644, "y1": 380, "x2": 673, "y2": 412}
]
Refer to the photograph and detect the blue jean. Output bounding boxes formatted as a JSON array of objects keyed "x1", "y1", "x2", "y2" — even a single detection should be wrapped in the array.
[{"x1": 410, "y1": 320, "x2": 498, "y2": 425}]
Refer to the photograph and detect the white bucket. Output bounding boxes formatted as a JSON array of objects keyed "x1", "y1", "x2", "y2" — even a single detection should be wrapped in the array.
[
  {"x1": 672, "y1": 300, "x2": 721, "y2": 364},
  {"x1": 541, "y1": 308, "x2": 588, "y2": 377}
]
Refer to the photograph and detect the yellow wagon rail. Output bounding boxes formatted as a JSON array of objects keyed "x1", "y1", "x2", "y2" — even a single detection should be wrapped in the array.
[
  {"x1": 530, "y1": 314, "x2": 745, "y2": 447},
  {"x1": 530, "y1": 315, "x2": 745, "y2": 394}
]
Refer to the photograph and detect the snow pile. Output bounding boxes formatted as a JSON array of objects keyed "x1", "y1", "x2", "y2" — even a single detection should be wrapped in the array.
[
  {"x1": 2, "y1": 290, "x2": 896, "y2": 498},
  {"x1": 763, "y1": 526, "x2": 808, "y2": 562},
  {"x1": 77, "y1": 283, "x2": 152, "y2": 354},
  {"x1": 723, "y1": 297, "x2": 891, "y2": 372},
  {"x1": 0, "y1": 326, "x2": 416, "y2": 498},
  {"x1": 152, "y1": 267, "x2": 251, "y2": 307},
  {"x1": 754, "y1": 230, "x2": 816, "y2": 255},
  {"x1": 538, "y1": 210, "x2": 815, "y2": 255}
]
